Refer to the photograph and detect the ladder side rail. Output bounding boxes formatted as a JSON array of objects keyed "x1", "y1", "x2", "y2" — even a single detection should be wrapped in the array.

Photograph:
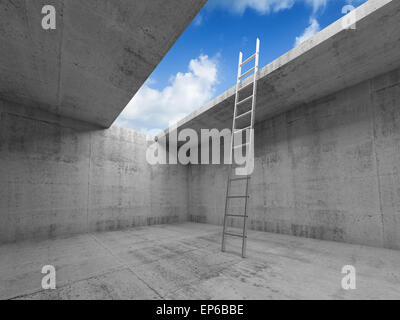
[
  {"x1": 232, "y1": 51, "x2": 243, "y2": 159},
  {"x1": 242, "y1": 176, "x2": 250, "y2": 257},
  {"x1": 246, "y1": 38, "x2": 259, "y2": 164},
  {"x1": 242, "y1": 38, "x2": 259, "y2": 258},
  {"x1": 250, "y1": 38, "x2": 259, "y2": 131},
  {"x1": 221, "y1": 177, "x2": 230, "y2": 252},
  {"x1": 222, "y1": 51, "x2": 243, "y2": 252}
]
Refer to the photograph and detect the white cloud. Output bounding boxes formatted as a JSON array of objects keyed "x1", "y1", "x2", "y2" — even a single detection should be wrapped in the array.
[
  {"x1": 209, "y1": 0, "x2": 295, "y2": 14},
  {"x1": 345, "y1": 0, "x2": 365, "y2": 4},
  {"x1": 208, "y1": 0, "x2": 328, "y2": 15},
  {"x1": 294, "y1": 17, "x2": 320, "y2": 46},
  {"x1": 117, "y1": 55, "x2": 219, "y2": 131},
  {"x1": 304, "y1": 0, "x2": 328, "y2": 13}
]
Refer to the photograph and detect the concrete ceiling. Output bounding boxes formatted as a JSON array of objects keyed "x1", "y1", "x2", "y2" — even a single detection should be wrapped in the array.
[
  {"x1": 0, "y1": 0, "x2": 206, "y2": 127},
  {"x1": 158, "y1": 0, "x2": 400, "y2": 141}
]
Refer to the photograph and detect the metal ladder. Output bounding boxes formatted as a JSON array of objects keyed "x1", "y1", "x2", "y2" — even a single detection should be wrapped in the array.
[{"x1": 221, "y1": 38, "x2": 260, "y2": 258}]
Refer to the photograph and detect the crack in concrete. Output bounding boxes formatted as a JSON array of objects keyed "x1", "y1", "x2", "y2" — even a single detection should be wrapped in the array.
[
  {"x1": 56, "y1": 0, "x2": 65, "y2": 113},
  {"x1": 369, "y1": 80, "x2": 386, "y2": 247},
  {"x1": 88, "y1": 233, "x2": 164, "y2": 299}
]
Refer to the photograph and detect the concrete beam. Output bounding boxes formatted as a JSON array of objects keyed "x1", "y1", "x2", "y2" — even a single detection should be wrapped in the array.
[
  {"x1": 0, "y1": 0, "x2": 207, "y2": 127},
  {"x1": 158, "y1": 0, "x2": 400, "y2": 140}
]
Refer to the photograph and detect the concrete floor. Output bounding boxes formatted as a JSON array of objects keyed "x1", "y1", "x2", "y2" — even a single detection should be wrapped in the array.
[{"x1": 1, "y1": 223, "x2": 399, "y2": 300}]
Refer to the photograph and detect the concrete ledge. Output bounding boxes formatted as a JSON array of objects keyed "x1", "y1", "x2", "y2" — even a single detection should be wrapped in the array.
[
  {"x1": 158, "y1": 0, "x2": 400, "y2": 140},
  {"x1": 0, "y1": 0, "x2": 207, "y2": 128}
]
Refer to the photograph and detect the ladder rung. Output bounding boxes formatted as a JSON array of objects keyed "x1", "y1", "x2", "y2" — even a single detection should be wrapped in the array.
[
  {"x1": 234, "y1": 126, "x2": 251, "y2": 134},
  {"x1": 224, "y1": 232, "x2": 247, "y2": 238},
  {"x1": 235, "y1": 110, "x2": 252, "y2": 120},
  {"x1": 239, "y1": 67, "x2": 255, "y2": 80},
  {"x1": 236, "y1": 95, "x2": 253, "y2": 106},
  {"x1": 227, "y1": 195, "x2": 249, "y2": 199},
  {"x1": 226, "y1": 214, "x2": 248, "y2": 217},
  {"x1": 233, "y1": 142, "x2": 249, "y2": 149},
  {"x1": 238, "y1": 81, "x2": 253, "y2": 92},
  {"x1": 230, "y1": 176, "x2": 250, "y2": 181},
  {"x1": 241, "y1": 53, "x2": 256, "y2": 66}
]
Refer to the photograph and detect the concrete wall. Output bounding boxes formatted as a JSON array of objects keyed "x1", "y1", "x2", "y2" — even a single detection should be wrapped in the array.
[
  {"x1": 0, "y1": 99, "x2": 188, "y2": 244},
  {"x1": 188, "y1": 67, "x2": 400, "y2": 250},
  {"x1": 1, "y1": 68, "x2": 399, "y2": 250}
]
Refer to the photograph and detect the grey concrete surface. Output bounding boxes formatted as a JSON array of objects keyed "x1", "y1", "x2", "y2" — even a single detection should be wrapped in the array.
[
  {"x1": 0, "y1": 98, "x2": 187, "y2": 243},
  {"x1": 0, "y1": 223, "x2": 399, "y2": 300},
  {"x1": 158, "y1": 0, "x2": 400, "y2": 141},
  {"x1": 189, "y1": 66, "x2": 400, "y2": 250},
  {"x1": 0, "y1": 0, "x2": 206, "y2": 127},
  {"x1": 0, "y1": 0, "x2": 399, "y2": 265}
]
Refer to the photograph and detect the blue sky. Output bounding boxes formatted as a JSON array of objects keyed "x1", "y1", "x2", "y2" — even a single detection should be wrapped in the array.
[{"x1": 116, "y1": 0, "x2": 367, "y2": 133}]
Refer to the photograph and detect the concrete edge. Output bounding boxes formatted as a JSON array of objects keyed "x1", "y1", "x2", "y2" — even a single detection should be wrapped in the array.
[{"x1": 156, "y1": 0, "x2": 392, "y2": 140}]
